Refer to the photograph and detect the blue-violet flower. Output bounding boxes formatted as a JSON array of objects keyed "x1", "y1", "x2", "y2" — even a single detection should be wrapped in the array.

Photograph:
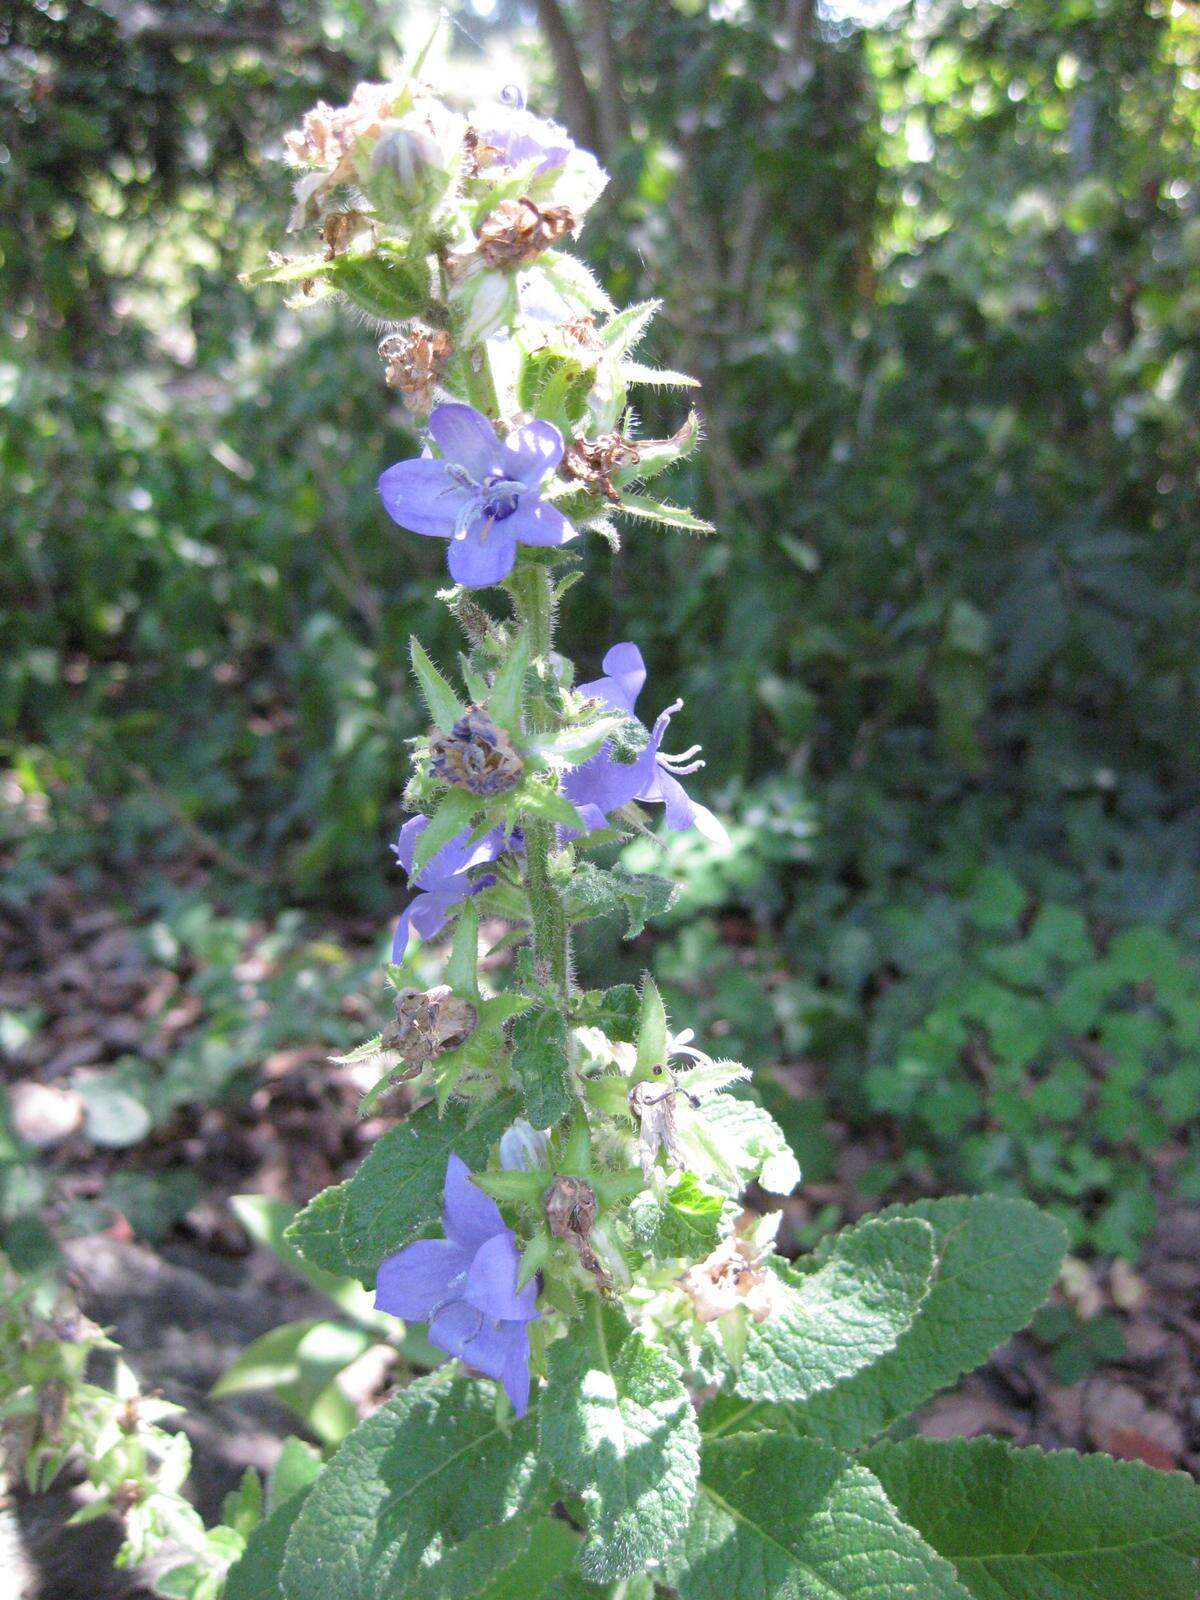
[
  {"x1": 379, "y1": 403, "x2": 575, "y2": 589},
  {"x1": 391, "y1": 815, "x2": 515, "y2": 961},
  {"x1": 375, "y1": 1154, "x2": 538, "y2": 1415},
  {"x1": 563, "y1": 642, "x2": 728, "y2": 844}
]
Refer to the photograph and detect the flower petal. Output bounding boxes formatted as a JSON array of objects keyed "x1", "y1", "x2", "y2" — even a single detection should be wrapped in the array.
[
  {"x1": 443, "y1": 1154, "x2": 505, "y2": 1252},
  {"x1": 649, "y1": 768, "x2": 698, "y2": 832},
  {"x1": 502, "y1": 419, "x2": 563, "y2": 484},
  {"x1": 406, "y1": 889, "x2": 457, "y2": 945},
  {"x1": 465, "y1": 1231, "x2": 540, "y2": 1323},
  {"x1": 579, "y1": 642, "x2": 646, "y2": 715},
  {"x1": 501, "y1": 1325, "x2": 533, "y2": 1417},
  {"x1": 391, "y1": 815, "x2": 427, "y2": 876},
  {"x1": 375, "y1": 1239, "x2": 470, "y2": 1320},
  {"x1": 378, "y1": 458, "x2": 467, "y2": 538},
  {"x1": 502, "y1": 498, "x2": 575, "y2": 549},
  {"x1": 447, "y1": 529, "x2": 518, "y2": 588},
  {"x1": 429, "y1": 403, "x2": 504, "y2": 480},
  {"x1": 390, "y1": 902, "x2": 416, "y2": 963},
  {"x1": 564, "y1": 743, "x2": 657, "y2": 820}
]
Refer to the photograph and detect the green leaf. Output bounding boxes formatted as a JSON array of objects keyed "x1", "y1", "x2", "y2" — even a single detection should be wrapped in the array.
[
  {"x1": 225, "y1": 1485, "x2": 314, "y2": 1600},
  {"x1": 267, "y1": 1437, "x2": 323, "y2": 1513},
  {"x1": 445, "y1": 901, "x2": 481, "y2": 1000},
  {"x1": 404, "y1": 1515, "x2": 581, "y2": 1600},
  {"x1": 516, "y1": 782, "x2": 588, "y2": 832},
  {"x1": 670, "y1": 1434, "x2": 972, "y2": 1600},
  {"x1": 327, "y1": 245, "x2": 431, "y2": 321},
  {"x1": 621, "y1": 362, "x2": 700, "y2": 388},
  {"x1": 599, "y1": 299, "x2": 661, "y2": 356},
  {"x1": 286, "y1": 1097, "x2": 516, "y2": 1284},
  {"x1": 281, "y1": 1373, "x2": 549, "y2": 1600},
  {"x1": 510, "y1": 1008, "x2": 572, "y2": 1127},
  {"x1": 569, "y1": 863, "x2": 679, "y2": 938},
  {"x1": 636, "y1": 976, "x2": 669, "y2": 1073},
  {"x1": 210, "y1": 1319, "x2": 372, "y2": 1443},
  {"x1": 410, "y1": 638, "x2": 466, "y2": 733},
  {"x1": 230, "y1": 1195, "x2": 373, "y2": 1317},
  {"x1": 864, "y1": 1436, "x2": 1200, "y2": 1600},
  {"x1": 489, "y1": 628, "x2": 530, "y2": 735},
  {"x1": 629, "y1": 1172, "x2": 727, "y2": 1260},
  {"x1": 618, "y1": 494, "x2": 714, "y2": 535},
  {"x1": 574, "y1": 984, "x2": 641, "y2": 1041},
  {"x1": 795, "y1": 1197, "x2": 1065, "y2": 1449},
  {"x1": 413, "y1": 789, "x2": 480, "y2": 876},
  {"x1": 735, "y1": 1215, "x2": 935, "y2": 1403},
  {"x1": 540, "y1": 1301, "x2": 701, "y2": 1581},
  {"x1": 680, "y1": 1095, "x2": 801, "y2": 1196}
]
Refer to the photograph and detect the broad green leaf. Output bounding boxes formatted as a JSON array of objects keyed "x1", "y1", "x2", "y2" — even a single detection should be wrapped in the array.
[
  {"x1": 406, "y1": 1514, "x2": 580, "y2": 1600},
  {"x1": 281, "y1": 1374, "x2": 549, "y2": 1600},
  {"x1": 679, "y1": 1095, "x2": 801, "y2": 1196},
  {"x1": 629, "y1": 1172, "x2": 728, "y2": 1260},
  {"x1": 413, "y1": 788, "x2": 479, "y2": 876},
  {"x1": 864, "y1": 1436, "x2": 1200, "y2": 1600},
  {"x1": 489, "y1": 627, "x2": 529, "y2": 735},
  {"x1": 670, "y1": 1434, "x2": 972, "y2": 1600},
  {"x1": 267, "y1": 1437, "x2": 323, "y2": 1513},
  {"x1": 618, "y1": 494, "x2": 714, "y2": 535},
  {"x1": 286, "y1": 1097, "x2": 516, "y2": 1284},
  {"x1": 735, "y1": 1215, "x2": 935, "y2": 1403},
  {"x1": 636, "y1": 976, "x2": 669, "y2": 1072},
  {"x1": 570, "y1": 863, "x2": 679, "y2": 938},
  {"x1": 410, "y1": 638, "x2": 465, "y2": 733},
  {"x1": 511, "y1": 1007, "x2": 573, "y2": 1127},
  {"x1": 540, "y1": 1302, "x2": 700, "y2": 1581},
  {"x1": 796, "y1": 1196, "x2": 1065, "y2": 1449},
  {"x1": 225, "y1": 1485, "x2": 313, "y2": 1600},
  {"x1": 210, "y1": 1318, "x2": 371, "y2": 1444}
]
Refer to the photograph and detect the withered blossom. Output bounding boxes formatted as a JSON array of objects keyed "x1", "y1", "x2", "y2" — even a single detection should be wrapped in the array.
[
  {"x1": 381, "y1": 985, "x2": 478, "y2": 1067},
  {"x1": 561, "y1": 432, "x2": 641, "y2": 504},
  {"x1": 679, "y1": 1236, "x2": 776, "y2": 1325},
  {"x1": 378, "y1": 326, "x2": 453, "y2": 411},
  {"x1": 476, "y1": 199, "x2": 576, "y2": 269},
  {"x1": 429, "y1": 706, "x2": 524, "y2": 796}
]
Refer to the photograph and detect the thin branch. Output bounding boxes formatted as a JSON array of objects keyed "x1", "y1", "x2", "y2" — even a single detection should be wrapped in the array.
[{"x1": 534, "y1": 0, "x2": 603, "y2": 158}]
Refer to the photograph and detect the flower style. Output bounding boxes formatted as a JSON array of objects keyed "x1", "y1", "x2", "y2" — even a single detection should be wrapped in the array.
[
  {"x1": 379, "y1": 403, "x2": 575, "y2": 588},
  {"x1": 563, "y1": 642, "x2": 729, "y2": 844},
  {"x1": 375, "y1": 1155, "x2": 539, "y2": 1415},
  {"x1": 390, "y1": 815, "x2": 514, "y2": 961}
]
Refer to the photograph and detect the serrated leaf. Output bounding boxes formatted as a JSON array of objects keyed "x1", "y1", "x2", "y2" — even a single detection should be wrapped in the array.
[
  {"x1": 618, "y1": 495, "x2": 714, "y2": 535},
  {"x1": 679, "y1": 1095, "x2": 801, "y2": 1196},
  {"x1": 636, "y1": 976, "x2": 669, "y2": 1073},
  {"x1": 406, "y1": 1514, "x2": 580, "y2": 1600},
  {"x1": 540, "y1": 1301, "x2": 700, "y2": 1581},
  {"x1": 670, "y1": 1434, "x2": 972, "y2": 1600},
  {"x1": 410, "y1": 638, "x2": 466, "y2": 734},
  {"x1": 629, "y1": 1173, "x2": 728, "y2": 1260},
  {"x1": 734, "y1": 1216, "x2": 935, "y2": 1403},
  {"x1": 413, "y1": 788, "x2": 479, "y2": 876},
  {"x1": 510, "y1": 1008, "x2": 572, "y2": 1127},
  {"x1": 796, "y1": 1196, "x2": 1065, "y2": 1449},
  {"x1": 281, "y1": 1374, "x2": 549, "y2": 1600},
  {"x1": 569, "y1": 863, "x2": 679, "y2": 938},
  {"x1": 286, "y1": 1097, "x2": 516, "y2": 1284},
  {"x1": 445, "y1": 901, "x2": 481, "y2": 999},
  {"x1": 489, "y1": 628, "x2": 529, "y2": 736},
  {"x1": 575, "y1": 984, "x2": 641, "y2": 1041},
  {"x1": 863, "y1": 1436, "x2": 1200, "y2": 1600}
]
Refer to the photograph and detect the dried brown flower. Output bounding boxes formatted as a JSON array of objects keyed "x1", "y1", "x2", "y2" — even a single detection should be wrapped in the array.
[
  {"x1": 545, "y1": 1175, "x2": 609, "y2": 1287},
  {"x1": 429, "y1": 706, "x2": 524, "y2": 796},
  {"x1": 476, "y1": 199, "x2": 576, "y2": 268},
  {"x1": 629, "y1": 1066, "x2": 700, "y2": 1183},
  {"x1": 381, "y1": 985, "x2": 478, "y2": 1067},
  {"x1": 561, "y1": 432, "x2": 641, "y2": 504},
  {"x1": 679, "y1": 1236, "x2": 776, "y2": 1325},
  {"x1": 378, "y1": 326, "x2": 453, "y2": 411},
  {"x1": 323, "y1": 209, "x2": 374, "y2": 259}
]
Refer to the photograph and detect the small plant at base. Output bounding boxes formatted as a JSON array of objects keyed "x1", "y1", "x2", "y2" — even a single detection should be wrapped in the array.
[{"x1": 228, "y1": 38, "x2": 1200, "y2": 1600}]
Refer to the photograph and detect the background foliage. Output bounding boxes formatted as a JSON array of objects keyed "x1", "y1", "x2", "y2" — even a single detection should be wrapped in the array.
[{"x1": 3, "y1": 0, "x2": 1199, "y2": 1250}]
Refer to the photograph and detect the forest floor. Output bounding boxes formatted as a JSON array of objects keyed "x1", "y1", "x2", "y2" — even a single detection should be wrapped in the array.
[{"x1": 3, "y1": 870, "x2": 1198, "y2": 1595}]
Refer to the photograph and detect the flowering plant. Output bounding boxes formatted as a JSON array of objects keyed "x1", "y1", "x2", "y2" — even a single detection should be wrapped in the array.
[{"x1": 229, "y1": 46, "x2": 1200, "y2": 1600}]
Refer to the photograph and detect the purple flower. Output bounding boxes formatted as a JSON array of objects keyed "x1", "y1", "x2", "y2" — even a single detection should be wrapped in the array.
[
  {"x1": 379, "y1": 403, "x2": 575, "y2": 589},
  {"x1": 475, "y1": 91, "x2": 575, "y2": 175},
  {"x1": 375, "y1": 1154, "x2": 538, "y2": 1416},
  {"x1": 391, "y1": 816, "x2": 514, "y2": 961},
  {"x1": 563, "y1": 642, "x2": 729, "y2": 845}
]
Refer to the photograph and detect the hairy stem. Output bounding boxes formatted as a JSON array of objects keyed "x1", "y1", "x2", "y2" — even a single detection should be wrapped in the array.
[{"x1": 508, "y1": 560, "x2": 572, "y2": 1000}]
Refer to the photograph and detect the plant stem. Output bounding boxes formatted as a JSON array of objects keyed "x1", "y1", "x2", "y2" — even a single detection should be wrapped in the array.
[{"x1": 509, "y1": 559, "x2": 572, "y2": 1001}]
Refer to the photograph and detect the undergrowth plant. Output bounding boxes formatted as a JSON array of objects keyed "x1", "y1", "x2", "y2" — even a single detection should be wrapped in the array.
[{"x1": 14, "y1": 35, "x2": 1198, "y2": 1600}]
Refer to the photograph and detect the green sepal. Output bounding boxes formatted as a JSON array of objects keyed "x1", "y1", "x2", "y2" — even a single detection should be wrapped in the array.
[
  {"x1": 410, "y1": 637, "x2": 466, "y2": 733},
  {"x1": 635, "y1": 975, "x2": 669, "y2": 1075},
  {"x1": 413, "y1": 788, "x2": 479, "y2": 875},
  {"x1": 488, "y1": 627, "x2": 529, "y2": 737},
  {"x1": 618, "y1": 493, "x2": 715, "y2": 535}
]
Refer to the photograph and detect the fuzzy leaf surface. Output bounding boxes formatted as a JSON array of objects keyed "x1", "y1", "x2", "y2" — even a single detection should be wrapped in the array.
[
  {"x1": 511, "y1": 1008, "x2": 572, "y2": 1127},
  {"x1": 735, "y1": 1215, "x2": 935, "y2": 1403},
  {"x1": 671, "y1": 1433, "x2": 972, "y2": 1600},
  {"x1": 863, "y1": 1436, "x2": 1200, "y2": 1600},
  {"x1": 280, "y1": 1374, "x2": 548, "y2": 1600},
  {"x1": 540, "y1": 1302, "x2": 700, "y2": 1581}
]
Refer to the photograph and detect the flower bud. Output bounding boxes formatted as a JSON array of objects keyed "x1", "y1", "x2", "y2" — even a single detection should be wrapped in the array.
[{"x1": 500, "y1": 1118, "x2": 549, "y2": 1172}]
